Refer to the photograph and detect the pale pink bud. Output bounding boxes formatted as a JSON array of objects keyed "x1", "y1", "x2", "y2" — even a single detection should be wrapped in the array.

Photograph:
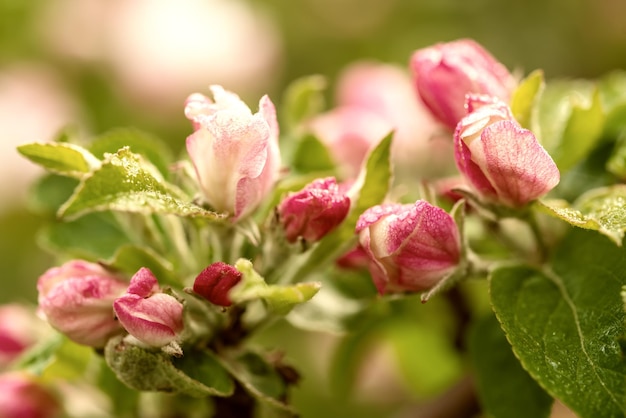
[
  {"x1": 113, "y1": 268, "x2": 184, "y2": 348},
  {"x1": 277, "y1": 177, "x2": 350, "y2": 244},
  {"x1": 410, "y1": 39, "x2": 516, "y2": 129},
  {"x1": 185, "y1": 85, "x2": 281, "y2": 220},
  {"x1": 37, "y1": 261, "x2": 127, "y2": 347},
  {"x1": 308, "y1": 107, "x2": 392, "y2": 179},
  {"x1": 454, "y1": 96, "x2": 560, "y2": 207},
  {"x1": 356, "y1": 201, "x2": 461, "y2": 294},
  {"x1": 193, "y1": 262, "x2": 242, "y2": 307},
  {"x1": 0, "y1": 373, "x2": 61, "y2": 418},
  {"x1": 0, "y1": 305, "x2": 44, "y2": 366}
]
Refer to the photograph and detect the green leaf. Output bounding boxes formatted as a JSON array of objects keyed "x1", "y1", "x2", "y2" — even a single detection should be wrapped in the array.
[
  {"x1": 17, "y1": 334, "x2": 93, "y2": 380},
  {"x1": 16, "y1": 334, "x2": 64, "y2": 376},
  {"x1": 537, "y1": 184, "x2": 626, "y2": 245},
  {"x1": 490, "y1": 228, "x2": 626, "y2": 418},
  {"x1": 58, "y1": 147, "x2": 224, "y2": 221},
  {"x1": 553, "y1": 88, "x2": 605, "y2": 171},
  {"x1": 224, "y1": 350, "x2": 294, "y2": 413},
  {"x1": 469, "y1": 314, "x2": 553, "y2": 418},
  {"x1": 38, "y1": 212, "x2": 131, "y2": 261},
  {"x1": 281, "y1": 75, "x2": 327, "y2": 131},
  {"x1": 533, "y1": 79, "x2": 596, "y2": 158},
  {"x1": 510, "y1": 69, "x2": 544, "y2": 129},
  {"x1": 288, "y1": 132, "x2": 393, "y2": 281},
  {"x1": 27, "y1": 174, "x2": 79, "y2": 214},
  {"x1": 106, "y1": 244, "x2": 178, "y2": 286},
  {"x1": 97, "y1": 359, "x2": 140, "y2": 418},
  {"x1": 291, "y1": 133, "x2": 336, "y2": 174},
  {"x1": 598, "y1": 70, "x2": 626, "y2": 140},
  {"x1": 105, "y1": 336, "x2": 234, "y2": 397},
  {"x1": 606, "y1": 132, "x2": 626, "y2": 179},
  {"x1": 17, "y1": 142, "x2": 99, "y2": 177},
  {"x1": 89, "y1": 128, "x2": 174, "y2": 178}
]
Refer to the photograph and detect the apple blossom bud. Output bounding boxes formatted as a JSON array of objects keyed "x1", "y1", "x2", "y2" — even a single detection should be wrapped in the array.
[
  {"x1": 193, "y1": 262, "x2": 242, "y2": 307},
  {"x1": 454, "y1": 95, "x2": 560, "y2": 207},
  {"x1": 0, "y1": 305, "x2": 45, "y2": 366},
  {"x1": 0, "y1": 373, "x2": 61, "y2": 418},
  {"x1": 277, "y1": 177, "x2": 350, "y2": 244},
  {"x1": 356, "y1": 201, "x2": 461, "y2": 294},
  {"x1": 410, "y1": 39, "x2": 516, "y2": 129},
  {"x1": 37, "y1": 261, "x2": 127, "y2": 347},
  {"x1": 113, "y1": 268, "x2": 184, "y2": 348},
  {"x1": 184, "y1": 85, "x2": 281, "y2": 221}
]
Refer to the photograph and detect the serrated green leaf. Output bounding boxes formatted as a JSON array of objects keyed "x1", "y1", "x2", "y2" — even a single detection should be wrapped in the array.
[
  {"x1": 89, "y1": 127, "x2": 174, "y2": 178},
  {"x1": 553, "y1": 88, "x2": 605, "y2": 171},
  {"x1": 224, "y1": 350, "x2": 294, "y2": 414},
  {"x1": 281, "y1": 75, "x2": 327, "y2": 131},
  {"x1": 58, "y1": 147, "x2": 224, "y2": 221},
  {"x1": 106, "y1": 244, "x2": 178, "y2": 286},
  {"x1": 38, "y1": 212, "x2": 131, "y2": 261},
  {"x1": 288, "y1": 132, "x2": 393, "y2": 281},
  {"x1": 490, "y1": 229, "x2": 626, "y2": 418},
  {"x1": 105, "y1": 336, "x2": 234, "y2": 397},
  {"x1": 511, "y1": 69, "x2": 544, "y2": 129},
  {"x1": 17, "y1": 142, "x2": 99, "y2": 177},
  {"x1": 291, "y1": 133, "x2": 336, "y2": 174},
  {"x1": 538, "y1": 185, "x2": 626, "y2": 245},
  {"x1": 469, "y1": 314, "x2": 553, "y2": 418}
]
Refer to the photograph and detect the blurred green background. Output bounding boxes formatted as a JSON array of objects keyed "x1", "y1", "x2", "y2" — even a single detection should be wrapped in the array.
[{"x1": 0, "y1": 0, "x2": 619, "y2": 416}]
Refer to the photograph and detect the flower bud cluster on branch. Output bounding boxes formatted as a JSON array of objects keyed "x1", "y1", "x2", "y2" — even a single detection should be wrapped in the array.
[{"x1": 13, "y1": 36, "x2": 626, "y2": 418}]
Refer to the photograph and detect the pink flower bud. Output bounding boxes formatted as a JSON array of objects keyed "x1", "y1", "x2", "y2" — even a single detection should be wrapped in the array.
[
  {"x1": 277, "y1": 177, "x2": 350, "y2": 244},
  {"x1": 193, "y1": 262, "x2": 242, "y2": 307},
  {"x1": 454, "y1": 96, "x2": 560, "y2": 207},
  {"x1": 37, "y1": 261, "x2": 127, "y2": 347},
  {"x1": 0, "y1": 305, "x2": 45, "y2": 366},
  {"x1": 0, "y1": 373, "x2": 61, "y2": 418},
  {"x1": 185, "y1": 85, "x2": 281, "y2": 220},
  {"x1": 410, "y1": 39, "x2": 516, "y2": 130},
  {"x1": 113, "y1": 268, "x2": 184, "y2": 348},
  {"x1": 356, "y1": 201, "x2": 461, "y2": 294}
]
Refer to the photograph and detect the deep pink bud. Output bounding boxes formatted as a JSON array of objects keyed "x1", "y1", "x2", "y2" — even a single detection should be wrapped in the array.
[
  {"x1": 356, "y1": 201, "x2": 461, "y2": 294},
  {"x1": 410, "y1": 39, "x2": 516, "y2": 130},
  {"x1": 0, "y1": 373, "x2": 61, "y2": 418},
  {"x1": 113, "y1": 268, "x2": 184, "y2": 348},
  {"x1": 454, "y1": 96, "x2": 560, "y2": 207},
  {"x1": 193, "y1": 262, "x2": 242, "y2": 307},
  {"x1": 37, "y1": 261, "x2": 127, "y2": 347},
  {"x1": 277, "y1": 177, "x2": 350, "y2": 243},
  {"x1": 185, "y1": 85, "x2": 281, "y2": 220}
]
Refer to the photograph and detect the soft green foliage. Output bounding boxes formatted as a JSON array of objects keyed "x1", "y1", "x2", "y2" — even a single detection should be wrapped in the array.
[
  {"x1": 58, "y1": 147, "x2": 223, "y2": 221},
  {"x1": 107, "y1": 244, "x2": 178, "y2": 286},
  {"x1": 105, "y1": 336, "x2": 234, "y2": 397},
  {"x1": 491, "y1": 229, "x2": 626, "y2": 418},
  {"x1": 291, "y1": 133, "x2": 336, "y2": 174},
  {"x1": 469, "y1": 314, "x2": 553, "y2": 418},
  {"x1": 280, "y1": 75, "x2": 327, "y2": 132},
  {"x1": 17, "y1": 142, "x2": 99, "y2": 178},
  {"x1": 538, "y1": 185, "x2": 626, "y2": 245},
  {"x1": 510, "y1": 69, "x2": 544, "y2": 129}
]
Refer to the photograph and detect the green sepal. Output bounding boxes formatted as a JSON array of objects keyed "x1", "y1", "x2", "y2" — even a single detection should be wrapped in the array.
[
  {"x1": 230, "y1": 259, "x2": 321, "y2": 316},
  {"x1": 17, "y1": 142, "x2": 100, "y2": 178}
]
